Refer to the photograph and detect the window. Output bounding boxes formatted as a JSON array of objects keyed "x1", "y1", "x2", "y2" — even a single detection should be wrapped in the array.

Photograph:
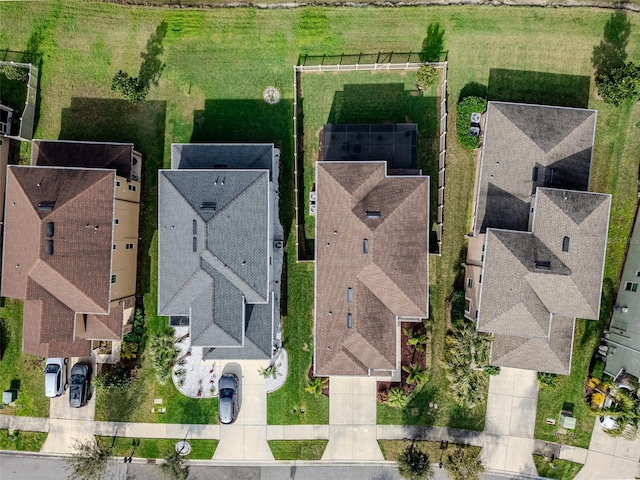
[
  {"x1": 625, "y1": 282, "x2": 638, "y2": 292},
  {"x1": 636, "y1": 271, "x2": 640, "y2": 278},
  {"x1": 113, "y1": 244, "x2": 116, "y2": 250},
  {"x1": 465, "y1": 299, "x2": 471, "y2": 313},
  {"x1": 481, "y1": 254, "x2": 484, "y2": 262},
  {"x1": 111, "y1": 275, "x2": 117, "y2": 284},
  {"x1": 467, "y1": 278, "x2": 473, "y2": 288},
  {"x1": 116, "y1": 180, "x2": 121, "y2": 188},
  {"x1": 475, "y1": 310, "x2": 478, "y2": 319},
  {"x1": 479, "y1": 274, "x2": 483, "y2": 284},
  {"x1": 532, "y1": 167, "x2": 539, "y2": 181},
  {"x1": 535, "y1": 260, "x2": 551, "y2": 271},
  {"x1": 562, "y1": 236, "x2": 570, "y2": 252},
  {"x1": 126, "y1": 243, "x2": 134, "y2": 250},
  {"x1": 347, "y1": 288, "x2": 353, "y2": 303},
  {"x1": 114, "y1": 218, "x2": 119, "y2": 225},
  {"x1": 363, "y1": 239, "x2": 369, "y2": 254},
  {"x1": 128, "y1": 184, "x2": 137, "y2": 192}
]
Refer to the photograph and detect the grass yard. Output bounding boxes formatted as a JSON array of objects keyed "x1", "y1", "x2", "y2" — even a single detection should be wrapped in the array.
[
  {"x1": 268, "y1": 440, "x2": 328, "y2": 460},
  {"x1": 0, "y1": 3, "x2": 639, "y2": 433},
  {"x1": 97, "y1": 436, "x2": 218, "y2": 459},
  {"x1": 533, "y1": 454, "x2": 583, "y2": 480},
  {"x1": 0, "y1": 300, "x2": 48, "y2": 418},
  {"x1": 0, "y1": 429, "x2": 47, "y2": 452}
]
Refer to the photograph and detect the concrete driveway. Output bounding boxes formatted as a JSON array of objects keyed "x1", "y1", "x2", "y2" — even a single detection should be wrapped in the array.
[
  {"x1": 322, "y1": 376, "x2": 383, "y2": 461},
  {"x1": 41, "y1": 356, "x2": 96, "y2": 454},
  {"x1": 212, "y1": 360, "x2": 273, "y2": 460},
  {"x1": 481, "y1": 367, "x2": 538, "y2": 476},
  {"x1": 573, "y1": 418, "x2": 640, "y2": 480}
]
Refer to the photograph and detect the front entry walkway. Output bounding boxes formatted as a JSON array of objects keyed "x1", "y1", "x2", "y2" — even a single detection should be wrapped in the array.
[
  {"x1": 481, "y1": 367, "x2": 538, "y2": 475},
  {"x1": 212, "y1": 360, "x2": 273, "y2": 460},
  {"x1": 322, "y1": 376, "x2": 383, "y2": 461}
]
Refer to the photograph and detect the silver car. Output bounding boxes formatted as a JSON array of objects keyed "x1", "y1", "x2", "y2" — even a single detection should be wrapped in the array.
[
  {"x1": 218, "y1": 373, "x2": 239, "y2": 424},
  {"x1": 44, "y1": 358, "x2": 67, "y2": 398}
]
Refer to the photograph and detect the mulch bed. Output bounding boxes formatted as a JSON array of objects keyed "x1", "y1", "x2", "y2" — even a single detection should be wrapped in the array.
[{"x1": 377, "y1": 322, "x2": 427, "y2": 401}]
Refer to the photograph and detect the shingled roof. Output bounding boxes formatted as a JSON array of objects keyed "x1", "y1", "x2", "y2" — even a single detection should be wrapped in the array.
[
  {"x1": 474, "y1": 102, "x2": 596, "y2": 235},
  {"x1": 2, "y1": 165, "x2": 117, "y2": 357},
  {"x1": 314, "y1": 161, "x2": 429, "y2": 376},
  {"x1": 158, "y1": 144, "x2": 281, "y2": 360}
]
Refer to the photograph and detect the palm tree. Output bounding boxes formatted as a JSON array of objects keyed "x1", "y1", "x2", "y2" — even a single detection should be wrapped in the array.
[
  {"x1": 150, "y1": 329, "x2": 180, "y2": 384},
  {"x1": 404, "y1": 327, "x2": 429, "y2": 352},
  {"x1": 402, "y1": 364, "x2": 428, "y2": 386},
  {"x1": 387, "y1": 387, "x2": 409, "y2": 408},
  {"x1": 305, "y1": 375, "x2": 328, "y2": 396}
]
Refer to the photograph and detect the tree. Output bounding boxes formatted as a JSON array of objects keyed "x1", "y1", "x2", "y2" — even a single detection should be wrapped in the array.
[
  {"x1": 444, "y1": 446, "x2": 484, "y2": 480},
  {"x1": 398, "y1": 443, "x2": 433, "y2": 480},
  {"x1": 387, "y1": 387, "x2": 409, "y2": 408},
  {"x1": 150, "y1": 328, "x2": 181, "y2": 384},
  {"x1": 158, "y1": 449, "x2": 190, "y2": 480},
  {"x1": 305, "y1": 375, "x2": 328, "y2": 396},
  {"x1": 258, "y1": 364, "x2": 279, "y2": 379},
  {"x1": 111, "y1": 70, "x2": 148, "y2": 104},
  {"x1": 402, "y1": 364, "x2": 428, "y2": 386},
  {"x1": 66, "y1": 439, "x2": 113, "y2": 480},
  {"x1": 596, "y1": 62, "x2": 640, "y2": 106},
  {"x1": 416, "y1": 64, "x2": 438, "y2": 90}
]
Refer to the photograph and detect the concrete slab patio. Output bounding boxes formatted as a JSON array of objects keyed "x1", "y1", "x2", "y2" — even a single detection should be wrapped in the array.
[{"x1": 322, "y1": 376, "x2": 383, "y2": 461}]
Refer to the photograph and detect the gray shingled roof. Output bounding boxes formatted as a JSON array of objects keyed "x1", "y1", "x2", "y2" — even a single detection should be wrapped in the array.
[
  {"x1": 171, "y1": 144, "x2": 274, "y2": 178},
  {"x1": 474, "y1": 102, "x2": 596, "y2": 235},
  {"x1": 159, "y1": 144, "x2": 280, "y2": 359}
]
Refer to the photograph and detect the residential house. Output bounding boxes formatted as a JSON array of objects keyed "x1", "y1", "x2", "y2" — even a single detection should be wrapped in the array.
[
  {"x1": 314, "y1": 124, "x2": 429, "y2": 377},
  {"x1": 464, "y1": 102, "x2": 611, "y2": 375},
  {"x1": 604, "y1": 209, "x2": 640, "y2": 380},
  {"x1": 1, "y1": 140, "x2": 142, "y2": 357},
  {"x1": 157, "y1": 144, "x2": 283, "y2": 361}
]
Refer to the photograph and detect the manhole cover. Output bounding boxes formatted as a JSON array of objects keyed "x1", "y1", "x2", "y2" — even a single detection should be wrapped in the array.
[
  {"x1": 175, "y1": 440, "x2": 191, "y2": 456},
  {"x1": 263, "y1": 86, "x2": 280, "y2": 105}
]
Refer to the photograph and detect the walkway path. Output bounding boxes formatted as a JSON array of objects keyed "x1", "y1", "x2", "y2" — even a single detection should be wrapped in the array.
[{"x1": 322, "y1": 376, "x2": 383, "y2": 460}]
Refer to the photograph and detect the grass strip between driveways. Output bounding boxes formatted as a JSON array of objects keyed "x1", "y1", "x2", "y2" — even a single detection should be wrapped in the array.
[
  {"x1": 97, "y1": 436, "x2": 218, "y2": 459},
  {"x1": 0, "y1": 429, "x2": 47, "y2": 452},
  {"x1": 268, "y1": 440, "x2": 328, "y2": 460},
  {"x1": 533, "y1": 454, "x2": 583, "y2": 480}
]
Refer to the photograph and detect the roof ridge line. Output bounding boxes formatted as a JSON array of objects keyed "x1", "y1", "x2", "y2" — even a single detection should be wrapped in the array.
[
  {"x1": 201, "y1": 250, "x2": 265, "y2": 303},
  {"x1": 359, "y1": 262, "x2": 424, "y2": 315}
]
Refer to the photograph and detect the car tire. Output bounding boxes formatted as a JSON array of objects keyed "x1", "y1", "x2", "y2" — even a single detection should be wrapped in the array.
[
  {"x1": 64, "y1": 382, "x2": 69, "y2": 391},
  {"x1": 63, "y1": 358, "x2": 68, "y2": 365}
]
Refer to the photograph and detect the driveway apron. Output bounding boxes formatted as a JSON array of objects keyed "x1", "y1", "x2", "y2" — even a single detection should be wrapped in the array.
[{"x1": 322, "y1": 376, "x2": 383, "y2": 461}]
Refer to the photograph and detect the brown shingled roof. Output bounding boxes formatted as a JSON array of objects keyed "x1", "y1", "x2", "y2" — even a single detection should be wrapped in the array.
[
  {"x1": 2, "y1": 165, "x2": 116, "y2": 357},
  {"x1": 314, "y1": 162, "x2": 429, "y2": 376}
]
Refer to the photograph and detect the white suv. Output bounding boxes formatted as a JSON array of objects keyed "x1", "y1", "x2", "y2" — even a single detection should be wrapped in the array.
[{"x1": 44, "y1": 358, "x2": 67, "y2": 398}]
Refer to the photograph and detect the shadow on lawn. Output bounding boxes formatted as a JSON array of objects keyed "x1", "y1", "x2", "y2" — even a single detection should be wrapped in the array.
[
  {"x1": 487, "y1": 69, "x2": 591, "y2": 108},
  {"x1": 139, "y1": 21, "x2": 168, "y2": 91},
  {"x1": 58, "y1": 98, "x2": 167, "y2": 302},
  {"x1": 327, "y1": 83, "x2": 439, "y2": 252},
  {"x1": 592, "y1": 11, "x2": 631, "y2": 78},
  {"x1": 190, "y1": 99, "x2": 295, "y2": 244},
  {"x1": 420, "y1": 21, "x2": 445, "y2": 63}
]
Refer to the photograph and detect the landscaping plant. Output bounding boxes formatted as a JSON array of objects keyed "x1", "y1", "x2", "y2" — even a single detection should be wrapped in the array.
[
  {"x1": 596, "y1": 62, "x2": 640, "y2": 106},
  {"x1": 444, "y1": 445, "x2": 484, "y2": 480},
  {"x1": 416, "y1": 64, "x2": 438, "y2": 90},
  {"x1": 66, "y1": 439, "x2": 113, "y2": 480},
  {"x1": 398, "y1": 443, "x2": 433, "y2": 480},
  {"x1": 387, "y1": 387, "x2": 409, "y2": 408},
  {"x1": 305, "y1": 375, "x2": 328, "y2": 397},
  {"x1": 158, "y1": 449, "x2": 190, "y2": 480},
  {"x1": 111, "y1": 70, "x2": 148, "y2": 104}
]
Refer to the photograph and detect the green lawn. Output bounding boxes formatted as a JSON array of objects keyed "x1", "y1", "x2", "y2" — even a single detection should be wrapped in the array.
[
  {"x1": 0, "y1": 300, "x2": 49, "y2": 418},
  {"x1": 0, "y1": 429, "x2": 47, "y2": 452},
  {"x1": 533, "y1": 454, "x2": 583, "y2": 480},
  {"x1": 268, "y1": 440, "x2": 328, "y2": 460},
  {"x1": 1, "y1": 2, "x2": 639, "y2": 433},
  {"x1": 97, "y1": 436, "x2": 218, "y2": 459}
]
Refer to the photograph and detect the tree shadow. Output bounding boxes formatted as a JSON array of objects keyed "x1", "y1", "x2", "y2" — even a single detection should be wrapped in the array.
[
  {"x1": 139, "y1": 21, "x2": 167, "y2": 90},
  {"x1": 592, "y1": 11, "x2": 631, "y2": 78},
  {"x1": 420, "y1": 21, "x2": 445, "y2": 63},
  {"x1": 58, "y1": 98, "x2": 167, "y2": 302},
  {"x1": 458, "y1": 82, "x2": 487, "y2": 103}
]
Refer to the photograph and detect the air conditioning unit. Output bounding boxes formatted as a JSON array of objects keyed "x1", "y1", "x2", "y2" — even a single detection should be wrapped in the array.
[
  {"x1": 274, "y1": 240, "x2": 283, "y2": 249},
  {"x1": 471, "y1": 112, "x2": 482, "y2": 124},
  {"x1": 309, "y1": 203, "x2": 317, "y2": 216},
  {"x1": 309, "y1": 191, "x2": 317, "y2": 202},
  {"x1": 470, "y1": 127, "x2": 480, "y2": 137}
]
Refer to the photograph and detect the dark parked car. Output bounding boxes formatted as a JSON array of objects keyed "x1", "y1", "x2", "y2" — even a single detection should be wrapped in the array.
[
  {"x1": 69, "y1": 363, "x2": 91, "y2": 408},
  {"x1": 218, "y1": 373, "x2": 239, "y2": 424}
]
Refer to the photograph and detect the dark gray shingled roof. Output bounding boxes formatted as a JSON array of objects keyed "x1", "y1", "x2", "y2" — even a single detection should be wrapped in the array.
[
  {"x1": 171, "y1": 144, "x2": 274, "y2": 178},
  {"x1": 474, "y1": 102, "x2": 596, "y2": 235},
  {"x1": 159, "y1": 144, "x2": 280, "y2": 360}
]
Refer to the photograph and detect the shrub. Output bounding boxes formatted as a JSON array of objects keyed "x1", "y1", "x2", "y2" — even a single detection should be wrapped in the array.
[
  {"x1": 387, "y1": 387, "x2": 409, "y2": 408},
  {"x1": 416, "y1": 64, "x2": 438, "y2": 90},
  {"x1": 484, "y1": 366, "x2": 501, "y2": 376},
  {"x1": 305, "y1": 375, "x2": 328, "y2": 397},
  {"x1": 456, "y1": 96, "x2": 487, "y2": 150},
  {"x1": 111, "y1": 70, "x2": 148, "y2": 104},
  {"x1": 450, "y1": 291, "x2": 466, "y2": 325},
  {"x1": 0, "y1": 64, "x2": 25, "y2": 81},
  {"x1": 537, "y1": 372, "x2": 558, "y2": 388},
  {"x1": 119, "y1": 340, "x2": 138, "y2": 360},
  {"x1": 592, "y1": 391, "x2": 606, "y2": 406},
  {"x1": 591, "y1": 360, "x2": 605, "y2": 381},
  {"x1": 94, "y1": 366, "x2": 131, "y2": 392},
  {"x1": 445, "y1": 446, "x2": 484, "y2": 480},
  {"x1": 596, "y1": 62, "x2": 640, "y2": 106}
]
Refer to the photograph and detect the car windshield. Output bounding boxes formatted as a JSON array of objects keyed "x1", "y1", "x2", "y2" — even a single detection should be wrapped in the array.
[
  {"x1": 45, "y1": 364, "x2": 59, "y2": 374},
  {"x1": 219, "y1": 388, "x2": 234, "y2": 399},
  {"x1": 70, "y1": 374, "x2": 84, "y2": 384},
  {"x1": 70, "y1": 386, "x2": 81, "y2": 400}
]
